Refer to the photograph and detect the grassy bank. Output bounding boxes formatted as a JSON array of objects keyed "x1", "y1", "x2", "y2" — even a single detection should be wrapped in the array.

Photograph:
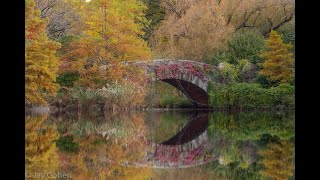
[{"x1": 48, "y1": 81, "x2": 194, "y2": 113}]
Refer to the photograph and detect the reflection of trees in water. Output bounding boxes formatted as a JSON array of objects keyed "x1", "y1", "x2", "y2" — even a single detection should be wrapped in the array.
[
  {"x1": 40, "y1": 110, "x2": 294, "y2": 179},
  {"x1": 207, "y1": 111, "x2": 295, "y2": 180},
  {"x1": 151, "y1": 164, "x2": 225, "y2": 180},
  {"x1": 103, "y1": 114, "x2": 152, "y2": 177},
  {"x1": 210, "y1": 160, "x2": 263, "y2": 180},
  {"x1": 209, "y1": 140, "x2": 294, "y2": 180},
  {"x1": 25, "y1": 115, "x2": 59, "y2": 175},
  {"x1": 208, "y1": 112, "x2": 294, "y2": 141},
  {"x1": 55, "y1": 113, "x2": 152, "y2": 179},
  {"x1": 50, "y1": 111, "x2": 149, "y2": 139},
  {"x1": 259, "y1": 140, "x2": 294, "y2": 180},
  {"x1": 208, "y1": 112, "x2": 294, "y2": 179}
]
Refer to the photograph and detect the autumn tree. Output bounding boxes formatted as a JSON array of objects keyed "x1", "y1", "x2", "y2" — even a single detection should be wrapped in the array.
[
  {"x1": 150, "y1": 0, "x2": 294, "y2": 61},
  {"x1": 34, "y1": 0, "x2": 85, "y2": 39},
  {"x1": 258, "y1": 140, "x2": 294, "y2": 180},
  {"x1": 59, "y1": 0, "x2": 151, "y2": 87},
  {"x1": 25, "y1": 0, "x2": 61, "y2": 106},
  {"x1": 259, "y1": 30, "x2": 294, "y2": 85},
  {"x1": 216, "y1": 0, "x2": 294, "y2": 36},
  {"x1": 25, "y1": 115, "x2": 59, "y2": 173},
  {"x1": 150, "y1": 0, "x2": 234, "y2": 60}
]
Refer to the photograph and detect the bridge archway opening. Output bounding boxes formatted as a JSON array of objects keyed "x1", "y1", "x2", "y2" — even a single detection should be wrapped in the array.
[{"x1": 159, "y1": 78, "x2": 208, "y2": 108}]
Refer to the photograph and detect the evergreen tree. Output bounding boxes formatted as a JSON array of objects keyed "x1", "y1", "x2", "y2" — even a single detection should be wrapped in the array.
[
  {"x1": 259, "y1": 31, "x2": 294, "y2": 85},
  {"x1": 25, "y1": 0, "x2": 61, "y2": 105}
]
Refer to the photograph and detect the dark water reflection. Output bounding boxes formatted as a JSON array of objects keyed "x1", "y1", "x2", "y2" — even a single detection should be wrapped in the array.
[{"x1": 25, "y1": 110, "x2": 294, "y2": 179}]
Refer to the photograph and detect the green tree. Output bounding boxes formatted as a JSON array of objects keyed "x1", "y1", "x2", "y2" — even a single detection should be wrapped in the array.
[
  {"x1": 206, "y1": 31, "x2": 265, "y2": 79},
  {"x1": 25, "y1": 0, "x2": 61, "y2": 106},
  {"x1": 278, "y1": 22, "x2": 295, "y2": 54},
  {"x1": 142, "y1": 0, "x2": 165, "y2": 40},
  {"x1": 227, "y1": 31, "x2": 265, "y2": 64},
  {"x1": 259, "y1": 31, "x2": 294, "y2": 85}
]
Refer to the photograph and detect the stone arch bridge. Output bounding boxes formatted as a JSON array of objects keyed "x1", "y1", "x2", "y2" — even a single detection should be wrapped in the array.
[{"x1": 101, "y1": 59, "x2": 218, "y2": 107}]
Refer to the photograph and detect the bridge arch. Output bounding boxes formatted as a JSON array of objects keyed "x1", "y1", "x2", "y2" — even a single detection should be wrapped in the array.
[
  {"x1": 143, "y1": 59, "x2": 216, "y2": 108},
  {"x1": 101, "y1": 59, "x2": 217, "y2": 107}
]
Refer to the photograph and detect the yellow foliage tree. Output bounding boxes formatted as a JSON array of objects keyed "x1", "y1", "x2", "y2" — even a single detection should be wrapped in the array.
[
  {"x1": 25, "y1": 115, "x2": 59, "y2": 174},
  {"x1": 259, "y1": 30, "x2": 294, "y2": 84},
  {"x1": 258, "y1": 140, "x2": 295, "y2": 180},
  {"x1": 60, "y1": 0, "x2": 151, "y2": 87},
  {"x1": 84, "y1": 0, "x2": 151, "y2": 61},
  {"x1": 25, "y1": 0, "x2": 61, "y2": 105}
]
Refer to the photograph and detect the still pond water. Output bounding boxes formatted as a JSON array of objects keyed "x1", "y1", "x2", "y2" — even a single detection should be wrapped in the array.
[{"x1": 26, "y1": 110, "x2": 294, "y2": 179}]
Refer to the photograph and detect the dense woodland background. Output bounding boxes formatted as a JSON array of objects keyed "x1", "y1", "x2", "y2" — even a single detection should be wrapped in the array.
[
  {"x1": 25, "y1": 0, "x2": 295, "y2": 110},
  {"x1": 25, "y1": 1, "x2": 295, "y2": 178}
]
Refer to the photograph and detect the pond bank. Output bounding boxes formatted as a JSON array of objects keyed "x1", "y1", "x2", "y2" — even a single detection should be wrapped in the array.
[{"x1": 26, "y1": 105, "x2": 294, "y2": 116}]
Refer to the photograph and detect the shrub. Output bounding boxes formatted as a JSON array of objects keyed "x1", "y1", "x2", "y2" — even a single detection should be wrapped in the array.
[
  {"x1": 208, "y1": 83, "x2": 230, "y2": 108},
  {"x1": 208, "y1": 82, "x2": 294, "y2": 109},
  {"x1": 56, "y1": 135, "x2": 80, "y2": 153},
  {"x1": 96, "y1": 82, "x2": 146, "y2": 108},
  {"x1": 209, "y1": 62, "x2": 239, "y2": 84},
  {"x1": 253, "y1": 74, "x2": 273, "y2": 88},
  {"x1": 269, "y1": 83, "x2": 295, "y2": 107},
  {"x1": 229, "y1": 83, "x2": 277, "y2": 108},
  {"x1": 238, "y1": 59, "x2": 257, "y2": 83},
  {"x1": 159, "y1": 94, "x2": 178, "y2": 107},
  {"x1": 144, "y1": 82, "x2": 193, "y2": 108},
  {"x1": 56, "y1": 72, "x2": 80, "y2": 87},
  {"x1": 71, "y1": 87, "x2": 98, "y2": 108}
]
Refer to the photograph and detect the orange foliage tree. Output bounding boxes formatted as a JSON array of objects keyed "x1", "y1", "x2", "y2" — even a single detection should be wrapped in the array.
[
  {"x1": 59, "y1": 0, "x2": 151, "y2": 88},
  {"x1": 25, "y1": 0, "x2": 61, "y2": 105}
]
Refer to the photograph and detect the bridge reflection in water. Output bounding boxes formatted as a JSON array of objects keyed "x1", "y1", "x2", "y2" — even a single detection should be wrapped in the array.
[{"x1": 137, "y1": 111, "x2": 216, "y2": 168}]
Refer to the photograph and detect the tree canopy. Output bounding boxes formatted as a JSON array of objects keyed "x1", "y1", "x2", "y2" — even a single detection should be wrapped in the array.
[{"x1": 25, "y1": 0, "x2": 61, "y2": 105}]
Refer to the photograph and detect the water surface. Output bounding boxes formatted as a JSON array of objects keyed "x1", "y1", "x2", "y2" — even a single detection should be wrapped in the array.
[{"x1": 25, "y1": 110, "x2": 295, "y2": 179}]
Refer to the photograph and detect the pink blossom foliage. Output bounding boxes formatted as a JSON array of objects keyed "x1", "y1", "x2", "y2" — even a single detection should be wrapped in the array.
[
  {"x1": 156, "y1": 145, "x2": 180, "y2": 163},
  {"x1": 156, "y1": 62, "x2": 206, "y2": 80},
  {"x1": 155, "y1": 144, "x2": 206, "y2": 166},
  {"x1": 183, "y1": 145, "x2": 204, "y2": 165},
  {"x1": 156, "y1": 64, "x2": 181, "y2": 80},
  {"x1": 184, "y1": 63, "x2": 204, "y2": 80}
]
